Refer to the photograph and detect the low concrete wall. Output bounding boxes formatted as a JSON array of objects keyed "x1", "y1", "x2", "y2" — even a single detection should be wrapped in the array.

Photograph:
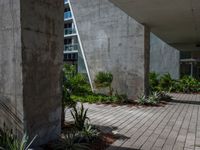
[
  {"x1": 150, "y1": 34, "x2": 180, "y2": 79},
  {"x1": 71, "y1": 0, "x2": 149, "y2": 100}
]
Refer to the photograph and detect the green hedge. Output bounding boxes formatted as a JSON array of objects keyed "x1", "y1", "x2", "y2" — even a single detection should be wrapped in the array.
[{"x1": 149, "y1": 72, "x2": 200, "y2": 93}]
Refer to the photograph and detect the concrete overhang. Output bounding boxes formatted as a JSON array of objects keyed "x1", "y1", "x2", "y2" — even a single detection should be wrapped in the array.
[{"x1": 109, "y1": 0, "x2": 200, "y2": 51}]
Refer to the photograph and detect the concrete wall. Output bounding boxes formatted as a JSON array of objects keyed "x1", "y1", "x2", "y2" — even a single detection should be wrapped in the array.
[
  {"x1": 0, "y1": 0, "x2": 63, "y2": 146},
  {"x1": 150, "y1": 34, "x2": 180, "y2": 79},
  {"x1": 71, "y1": 0, "x2": 150, "y2": 100},
  {"x1": 0, "y1": 0, "x2": 24, "y2": 135}
]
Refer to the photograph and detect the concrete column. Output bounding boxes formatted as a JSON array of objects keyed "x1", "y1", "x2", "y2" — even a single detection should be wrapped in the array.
[{"x1": 0, "y1": 0, "x2": 63, "y2": 146}]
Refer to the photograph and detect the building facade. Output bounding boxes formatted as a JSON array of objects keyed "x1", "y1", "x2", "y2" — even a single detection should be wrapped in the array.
[
  {"x1": 180, "y1": 51, "x2": 200, "y2": 79},
  {"x1": 64, "y1": 0, "x2": 87, "y2": 75},
  {"x1": 64, "y1": 0, "x2": 78, "y2": 68}
]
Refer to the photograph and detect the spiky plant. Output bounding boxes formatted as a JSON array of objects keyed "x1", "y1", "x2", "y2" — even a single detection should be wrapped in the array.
[
  {"x1": 0, "y1": 129, "x2": 36, "y2": 150},
  {"x1": 70, "y1": 104, "x2": 89, "y2": 131},
  {"x1": 79, "y1": 124, "x2": 99, "y2": 143},
  {"x1": 55, "y1": 131, "x2": 90, "y2": 150},
  {"x1": 147, "y1": 92, "x2": 160, "y2": 104},
  {"x1": 138, "y1": 95, "x2": 147, "y2": 105}
]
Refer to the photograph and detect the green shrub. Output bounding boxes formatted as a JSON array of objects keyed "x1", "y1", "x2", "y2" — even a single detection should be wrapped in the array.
[
  {"x1": 158, "y1": 73, "x2": 174, "y2": 92},
  {"x1": 94, "y1": 72, "x2": 113, "y2": 96},
  {"x1": 63, "y1": 64, "x2": 91, "y2": 106},
  {"x1": 149, "y1": 72, "x2": 160, "y2": 92},
  {"x1": 71, "y1": 93, "x2": 129, "y2": 104},
  {"x1": 177, "y1": 76, "x2": 200, "y2": 93},
  {"x1": 63, "y1": 66, "x2": 129, "y2": 104},
  {"x1": 149, "y1": 72, "x2": 200, "y2": 94},
  {"x1": 71, "y1": 104, "x2": 89, "y2": 131},
  {"x1": 63, "y1": 64, "x2": 91, "y2": 96}
]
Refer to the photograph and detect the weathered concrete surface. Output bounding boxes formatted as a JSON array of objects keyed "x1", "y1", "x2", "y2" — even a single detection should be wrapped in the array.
[
  {"x1": 0, "y1": 0, "x2": 63, "y2": 146},
  {"x1": 150, "y1": 34, "x2": 180, "y2": 79},
  {"x1": 0, "y1": 0, "x2": 24, "y2": 136},
  {"x1": 71, "y1": 0, "x2": 150, "y2": 100}
]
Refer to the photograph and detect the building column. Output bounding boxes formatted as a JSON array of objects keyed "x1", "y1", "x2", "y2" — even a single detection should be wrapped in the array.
[{"x1": 0, "y1": 0, "x2": 63, "y2": 146}]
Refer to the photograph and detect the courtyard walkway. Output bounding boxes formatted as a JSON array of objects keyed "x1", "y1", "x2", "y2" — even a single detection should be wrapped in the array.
[{"x1": 65, "y1": 93, "x2": 200, "y2": 150}]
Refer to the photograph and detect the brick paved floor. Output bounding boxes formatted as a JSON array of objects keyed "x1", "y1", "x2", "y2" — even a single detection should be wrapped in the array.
[{"x1": 65, "y1": 93, "x2": 200, "y2": 150}]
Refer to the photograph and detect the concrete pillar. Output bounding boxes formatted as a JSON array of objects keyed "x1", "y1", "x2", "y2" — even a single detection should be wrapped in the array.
[{"x1": 0, "y1": 0, "x2": 63, "y2": 146}]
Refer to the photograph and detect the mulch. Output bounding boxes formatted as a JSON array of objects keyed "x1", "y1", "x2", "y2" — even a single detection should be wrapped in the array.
[{"x1": 41, "y1": 123, "x2": 117, "y2": 150}]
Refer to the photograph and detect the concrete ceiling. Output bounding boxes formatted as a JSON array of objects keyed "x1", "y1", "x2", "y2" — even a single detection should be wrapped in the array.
[{"x1": 109, "y1": 0, "x2": 200, "y2": 51}]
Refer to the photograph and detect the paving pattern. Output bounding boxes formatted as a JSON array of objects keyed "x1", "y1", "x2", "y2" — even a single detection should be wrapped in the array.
[{"x1": 65, "y1": 93, "x2": 200, "y2": 150}]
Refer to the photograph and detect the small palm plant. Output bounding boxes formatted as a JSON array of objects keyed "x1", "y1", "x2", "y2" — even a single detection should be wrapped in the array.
[{"x1": 70, "y1": 104, "x2": 89, "y2": 131}]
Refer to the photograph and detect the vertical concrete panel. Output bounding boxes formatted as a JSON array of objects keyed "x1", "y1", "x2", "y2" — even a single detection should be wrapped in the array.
[
  {"x1": 150, "y1": 33, "x2": 180, "y2": 79},
  {"x1": 0, "y1": 0, "x2": 63, "y2": 146},
  {"x1": 20, "y1": 0, "x2": 64, "y2": 146},
  {"x1": 71, "y1": 0, "x2": 148, "y2": 99},
  {"x1": 0, "y1": 0, "x2": 24, "y2": 135}
]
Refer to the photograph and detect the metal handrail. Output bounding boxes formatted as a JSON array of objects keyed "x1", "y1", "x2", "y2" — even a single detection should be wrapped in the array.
[{"x1": 64, "y1": 28, "x2": 76, "y2": 35}]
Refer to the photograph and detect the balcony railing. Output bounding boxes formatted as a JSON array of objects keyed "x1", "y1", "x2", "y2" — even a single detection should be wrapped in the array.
[
  {"x1": 64, "y1": 11, "x2": 72, "y2": 20},
  {"x1": 64, "y1": 28, "x2": 76, "y2": 36},
  {"x1": 64, "y1": 44, "x2": 79, "y2": 52},
  {"x1": 64, "y1": 0, "x2": 69, "y2": 4}
]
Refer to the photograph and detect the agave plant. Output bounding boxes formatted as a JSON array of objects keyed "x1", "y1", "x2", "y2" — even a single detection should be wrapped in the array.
[
  {"x1": 55, "y1": 131, "x2": 90, "y2": 150},
  {"x1": 138, "y1": 95, "x2": 147, "y2": 105},
  {"x1": 71, "y1": 103, "x2": 89, "y2": 131},
  {"x1": 79, "y1": 124, "x2": 99, "y2": 143},
  {"x1": 147, "y1": 92, "x2": 160, "y2": 104}
]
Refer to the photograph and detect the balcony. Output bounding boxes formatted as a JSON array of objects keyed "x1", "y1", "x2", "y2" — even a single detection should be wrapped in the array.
[
  {"x1": 64, "y1": 28, "x2": 76, "y2": 37},
  {"x1": 64, "y1": 11, "x2": 72, "y2": 20},
  {"x1": 64, "y1": 44, "x2": 79, "y2": 53},
  {"x1": 64, "y1": 0, "x2": 69, "y2": 4}
]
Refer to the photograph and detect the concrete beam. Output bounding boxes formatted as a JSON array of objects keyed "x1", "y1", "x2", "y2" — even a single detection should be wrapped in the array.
[{"x1": 109, "y1": 0, "x2": 200, "y2": 51}]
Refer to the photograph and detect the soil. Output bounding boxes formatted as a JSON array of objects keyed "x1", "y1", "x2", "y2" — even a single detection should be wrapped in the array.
[
  {"x1": 89, "y1": 133, "x2": 116, "y2": 150},
  {"x1": 101, "y1": 100, "x2": 169, "y2": 108},
  {"x1": 41, "y1": 123, "x2": 117, "y2": 150}
]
